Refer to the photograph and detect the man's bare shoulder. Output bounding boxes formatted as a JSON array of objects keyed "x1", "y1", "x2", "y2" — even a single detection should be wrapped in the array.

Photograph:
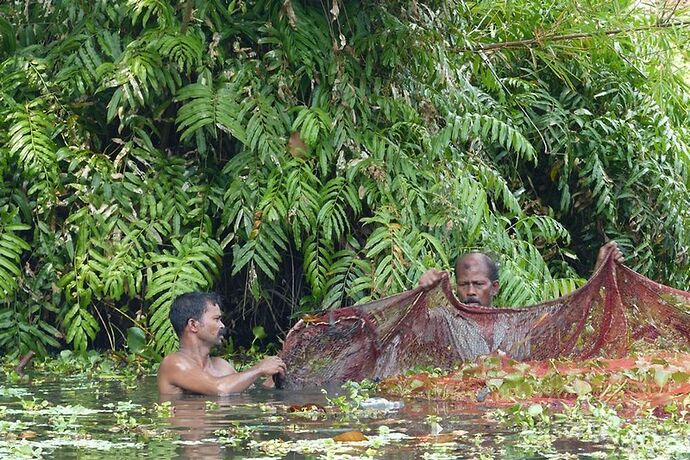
[
  {"x1": 158, "y1": 352, "x2": 199, "y2": 378},
  {"x1": 157, "y1": 353, "x2": 187, "y2": 394}
]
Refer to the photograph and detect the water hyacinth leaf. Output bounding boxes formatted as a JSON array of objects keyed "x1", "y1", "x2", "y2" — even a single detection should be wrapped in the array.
[
  {"x1": 126, "y1": 327, "x2": 146, "y2": 354},
  {"x1": 252, "y1": 325, "x2": 266, "y2": 341},
  {"x1": 654, "y1": 368, "x2": 671, "y2": 388},
  {"x1": 570, "y1": 379, "x2": 593, "y2": 396},
  {"x1": 527, "y1": 403, "x2": 543, "y2": 417}
]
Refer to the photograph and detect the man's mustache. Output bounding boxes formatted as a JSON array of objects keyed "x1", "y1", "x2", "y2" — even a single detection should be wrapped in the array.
[
  {"x1": 218, "y1": 327, "x2": 227, "y2": 338},
  {"x1": 463, "y1": 297, "x2": 481, "y2": 305}
]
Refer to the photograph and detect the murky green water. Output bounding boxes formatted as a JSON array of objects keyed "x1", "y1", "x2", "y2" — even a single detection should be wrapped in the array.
[{"x1": 0, "y1": 374, "x2": 627, "y2": 459}]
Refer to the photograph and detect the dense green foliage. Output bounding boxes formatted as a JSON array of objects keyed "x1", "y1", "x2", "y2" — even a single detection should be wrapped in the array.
[{"x1": 1, "y1": 0, "x2": 689, "y2": 356}]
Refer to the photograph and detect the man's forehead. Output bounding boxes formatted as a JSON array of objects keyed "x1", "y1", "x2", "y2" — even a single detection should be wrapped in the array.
[
  {"x1": 205, "y1": 302, "x2": 221, "y2": 313},
  {"x1": 457, "y1": 255, "x2": 492, "y2": 277}
]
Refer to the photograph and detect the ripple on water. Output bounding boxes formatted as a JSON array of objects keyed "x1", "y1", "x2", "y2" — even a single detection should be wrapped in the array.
[{"x1": 0, "y1": 375, "x2": 614, "y2": 459}]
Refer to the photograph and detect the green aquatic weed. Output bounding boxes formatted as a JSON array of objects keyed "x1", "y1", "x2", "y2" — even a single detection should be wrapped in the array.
[
  {"x1": 321, "y1": 380, "x2": 378, "y2": 420},
  {"x1": 103, "y1": 400, "x2": 143, "y2": 413},
  {"x1": 0, "y1": 387, "x2": 32, "y2": 398},
  {"x1": 425, "y1": 414, "x2": 443, "y2": 435},
  {"x1": 152, "y1": 401, "x2": 173, "y2": 417},
  {"x1": 1, "y1": 443, "x2": 44, "y2": 459},
  {"x1": 20, "y1": 399, "x2": 50, "y2": 412},
  {"x1": 0, "y1": 419, "x2": 30, "y2": 433},
  {"x1": 214, "y1": 421, "x2": 254, "y2": 447},
  {"x1": 112, "y1": 411, "x2": 139, "y2": 431},
  {"x1": 48, "y1": 414, "x2": 80, "y2": 433}
]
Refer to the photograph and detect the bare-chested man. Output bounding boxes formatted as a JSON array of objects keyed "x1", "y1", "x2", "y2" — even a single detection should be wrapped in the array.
[
  {"x1": 417, "y1": 241, "x2": 624, "y2": 307},
  {"x1": 157, "y1": 292, "x2": 286, "y2": 395}
]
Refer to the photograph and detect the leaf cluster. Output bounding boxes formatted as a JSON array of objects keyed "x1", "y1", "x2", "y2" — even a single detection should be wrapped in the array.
[{"x1": 1, "y1": 0, "x2": 689, "y2": 355}]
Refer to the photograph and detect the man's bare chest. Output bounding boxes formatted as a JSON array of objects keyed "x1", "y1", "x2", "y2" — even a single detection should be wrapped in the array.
[{"x1": 202, "y1": 358, "x2": 227, "y2": 377}]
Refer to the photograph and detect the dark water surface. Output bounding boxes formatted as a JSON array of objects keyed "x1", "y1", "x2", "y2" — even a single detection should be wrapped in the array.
[{"x1": 0, "y1": 375, "x2": 605, "y2": 459}]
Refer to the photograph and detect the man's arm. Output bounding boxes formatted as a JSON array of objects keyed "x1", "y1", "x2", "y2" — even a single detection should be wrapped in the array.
[
  {"x1": 593, "y1": 241, "x2": 625, "y2": 273},
  {"x1": 158, "y1": 355, "x2": 286, "y2": 396},
  {"x1": 211, "y1": 357, "x2": 276, "y2": 388},
  {"x1": 418, "y1": 268, "x2": 447, "y2": 291}
]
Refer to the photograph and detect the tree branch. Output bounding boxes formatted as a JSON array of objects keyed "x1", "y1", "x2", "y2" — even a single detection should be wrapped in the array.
[{"x1": 456, "y1": 20, "x2": 690, "y2": 52}]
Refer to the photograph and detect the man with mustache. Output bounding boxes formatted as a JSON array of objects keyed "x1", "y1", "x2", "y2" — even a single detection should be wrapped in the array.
[
  {"x1": 157, "y1": 292, "x2": 286, "y2": 395},
  {"x1": 418, "y1": 241, "x2": 624, "y2": 308}
]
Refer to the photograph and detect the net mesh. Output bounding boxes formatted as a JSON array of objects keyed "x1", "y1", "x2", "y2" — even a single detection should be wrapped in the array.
[{"x1": 279, "y1": 255, "x2": 690, "y2": 388}]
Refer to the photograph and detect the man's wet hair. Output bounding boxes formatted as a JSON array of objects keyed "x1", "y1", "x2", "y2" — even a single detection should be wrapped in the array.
[
  {"x1": 169, "y1": 292, "x2": 223, "y2": 337},
  {"x1": 455, "y1": 252, "x2": 499, "y2": 282}
]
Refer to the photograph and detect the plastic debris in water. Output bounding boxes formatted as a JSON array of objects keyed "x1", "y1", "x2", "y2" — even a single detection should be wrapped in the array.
[{"x1": 359, "y1": 397, "x2": 404, "y2": 411}]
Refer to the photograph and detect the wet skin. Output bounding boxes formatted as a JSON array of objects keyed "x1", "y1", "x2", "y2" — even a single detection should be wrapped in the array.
[{"x1": 157, "y1": 302, "x2": 286, "y2": 396}]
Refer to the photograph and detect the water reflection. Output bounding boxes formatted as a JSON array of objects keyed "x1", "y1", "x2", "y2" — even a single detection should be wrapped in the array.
[
  {"x1": 155, "y1": 384, "x2": 494, "y2": 459},
  {"x1": 0, "y1": 374, "x2": 600, "y2": 459},
  {"x1": 161, "y1": 397, "x2": 221, "y2": 458}
]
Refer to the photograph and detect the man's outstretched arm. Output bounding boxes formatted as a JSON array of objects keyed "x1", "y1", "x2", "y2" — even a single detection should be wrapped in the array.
[{"x1": 158, "y1": 355, "x2": 286, "y2": 396}]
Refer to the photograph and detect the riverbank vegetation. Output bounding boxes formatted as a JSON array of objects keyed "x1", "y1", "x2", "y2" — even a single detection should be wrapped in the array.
[{"x1": 1, "y1": 0, "x2": 689, "y2": 356}]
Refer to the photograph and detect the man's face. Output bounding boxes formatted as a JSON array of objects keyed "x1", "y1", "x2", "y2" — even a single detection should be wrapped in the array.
[
  {"x1": 197, "y1": 302, "x2": 226, "y2": 345},
  {"x1": 456, "y1": 255, "x2": 499, "y2": 307}
]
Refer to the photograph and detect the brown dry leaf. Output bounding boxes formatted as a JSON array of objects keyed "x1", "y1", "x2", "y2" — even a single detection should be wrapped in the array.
[
  {"x1": 19, "y1": 430, "x2": 38, "y2": 440},
  {"x1": 288, "y1": 403, "x2": 326, "y2": 413},
  {"x1": 334, "y1": 431, "x2": 367, "y2": 442},
  {"x1": 417, "y1": 433, "x2": 456, "y2": 443},
  {"x1": 282, "y1": 0, "x2": 297, "y2": 28},
  {"x1": 287, "y1": 132, "x2": 307, "y2": 158}
]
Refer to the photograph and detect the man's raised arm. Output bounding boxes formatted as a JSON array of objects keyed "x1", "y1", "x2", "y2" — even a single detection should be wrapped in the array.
[
  {"x1": 593, "y1": 241, "x2": 625, "y2": 273},
  {"x1": 418, "y1": 268, "x2": 446, "y2": 291}
]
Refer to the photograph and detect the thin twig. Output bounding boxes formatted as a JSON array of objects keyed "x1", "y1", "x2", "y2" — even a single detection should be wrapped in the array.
[
  {"x1": 15, "y1": 351, "x2": 36, "y2": 376},
  {"x1": 457, "y1": 20, "x2": 690, "y2": 52}
]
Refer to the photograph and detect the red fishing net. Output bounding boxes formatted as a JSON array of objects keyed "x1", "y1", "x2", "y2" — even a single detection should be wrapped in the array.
[{"x1": 279, "y1": 255, "x2": 690, "y2": 388}]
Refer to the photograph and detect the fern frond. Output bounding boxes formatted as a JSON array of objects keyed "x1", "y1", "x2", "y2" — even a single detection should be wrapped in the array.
[
  {"x1": 88, "y1": 241, "x2": 142, "y2": 301},
  {"x1": 579, "y1": 151, "x2": 615, "y2": 217},
  {"x1": 542, "y1": 277, "x2": 585, "y2": 300},
  {"x1": 232, "y1": 218, "x2": 287, "y2": 280},
  {"x1": 7, "y1": 101, "x2": 58, "y2": 195},
  {"x1": 104, "y1": 45, "x2": 178, "y2": 119},
  {"x1": 53, "y1": 35, "x2": 105, "y2": 96},
  {"x1": 302, "y1": 235, "x2": 333, "y2": 302},
  {"x1": 317, "y1": 177, "x2": 360, "y2": 242},
  {"x1": 284, "y1": 159, "x2": 320, "y2": 244},
  {"x1": 62, "y1": 303, "x2": 99, "y2": 353},
  {"x1": 126, "y1": 0, "x2": 175, "y2": 27},
  {"x1": 0, "y1": 207, "x2": 30, "y2": 299},
  {"x1": 496, "y1": 258, "x2": 541, "y2": 307},
  {"x1": 510, "y1": 215, "x2": 571, "y2": 245},
  {"x1": 155, "y1": 29, "x2": 204, "y2": 76},
  {"x1": 447, "y1": 113, "x2": 537, "y2": 164},
  {"x1": 0, "y1": 304, "x2": 61, "y2": 358},
  {"x1": 241, "y1": 87, "x2": 288, "y2": 163},
  {"x1": 176, "y1": 80, "x2": 246, "y2": 152},
  {"x1": 292, "y1": 106, "x2": 332, "y2": 147},
  {"x1": 322, "y1": 244, "x2": 371, "y2": 309},
  {"x1": 359, "y1": 211, "x2": 424, "y2": 297},
  {"x1": 468, "y1": 161, "x2": 523, "y2": 216},
  {"x1": 222, "y1": 151, "x2": 262, "y2": 237},
  {"x1": 146, "y1": 234, "x2": 222, "y2": 353}
]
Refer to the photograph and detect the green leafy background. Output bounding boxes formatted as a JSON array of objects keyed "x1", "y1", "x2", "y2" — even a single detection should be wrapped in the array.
[{"x1": 1, "y1": 0, "x2": 689, "y2": 357}]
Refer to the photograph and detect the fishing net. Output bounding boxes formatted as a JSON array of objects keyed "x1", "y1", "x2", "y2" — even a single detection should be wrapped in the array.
[{"x1": 279, "y1": 254, "x2": 690, "y2": 389}]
